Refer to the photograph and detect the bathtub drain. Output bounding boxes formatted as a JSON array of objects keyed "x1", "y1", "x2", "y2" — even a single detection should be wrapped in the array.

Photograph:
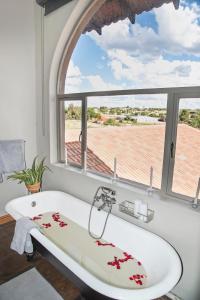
[{"x1": 31, "y1": 201, "x2": 36, "y2": 207}]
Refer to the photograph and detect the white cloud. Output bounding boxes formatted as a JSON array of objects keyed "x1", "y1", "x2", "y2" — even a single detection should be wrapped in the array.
[
  {"x1": 65, "y1": 77, "x2": 82, "y2": 92},
  {"x1": 65, "y1": 51, "x2": 200, "y2": 93},
  {"x1": 67, "y1": 60, "x2": 81, "y2": 77},
  {"x1": 65, "y1": 61, "x2": 82, "y2": 92},
  {"x1": 107, "y1": 49, "x2": 200, "y2": 88},
  {"x1": 155, "y1": 2, "x2": 200, "y2": 54},
  {"x1": 88, "y1": 20, "x2": 160, "y2": 60},
  {"x1": 65, "y1": 61, "x2": 126, "y2": 93},
  {"x1": 86, "y1": 75, "x2": 126, "y2": 91},
  {"x1": 65, "y1": 2, "x2": 200, "y2": 93}
]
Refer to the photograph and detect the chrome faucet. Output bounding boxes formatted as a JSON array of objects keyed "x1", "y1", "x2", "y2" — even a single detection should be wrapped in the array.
[
  {"x1": 88, "y1": 186, "x2": 117, "y2": 239},
  {"x1": 94, "y1": 186, "x2": 116, "y2": 211},
  {"x1": 98, "y1": 202, "x2": 107, "y2": 211}
]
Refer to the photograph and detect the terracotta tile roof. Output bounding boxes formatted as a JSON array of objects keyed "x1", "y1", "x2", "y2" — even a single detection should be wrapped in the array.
[
  {"x1": 66, "y1": 141, "x2": 113, "y2": 175},
  {"x1": 66, "y1": 124, "x2": 200, "y2": 198}
]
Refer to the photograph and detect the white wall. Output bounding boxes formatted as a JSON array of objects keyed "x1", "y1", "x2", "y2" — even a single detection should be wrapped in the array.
[
  {"x1": 0, "y1": 0, "x2": 37, "y2": 215},
  {"x1": 35, "y1": 1, "x2": 200, "y2": 299}
]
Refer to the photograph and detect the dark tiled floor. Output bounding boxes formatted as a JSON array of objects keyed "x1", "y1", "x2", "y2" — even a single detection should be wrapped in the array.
[
  {"x1": 0, "y1": 221, "x2": 169, "y2": 300},
  {"x1": 0, "y1": 221, "x2": 80, "y2": 299}
]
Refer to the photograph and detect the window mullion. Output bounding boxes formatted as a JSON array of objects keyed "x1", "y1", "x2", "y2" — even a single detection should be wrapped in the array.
[
  {"x1": 165, "y1": 93, "x2": 180, "y2": 195},
  {"x1": 161, "y1": 92, "x2": 176, "y2": 194},
  {"x1": 81, "y1": 97, "x2": 87, "y2": 169}
]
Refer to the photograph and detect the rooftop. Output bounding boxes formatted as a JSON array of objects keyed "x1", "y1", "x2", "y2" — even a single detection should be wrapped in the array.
[
  {"x1": 66, "y1": 141, "x2": 113, "y2": 175},
  {"x1": 66, "y1": 124, "x2": 200, "y2": 198}
]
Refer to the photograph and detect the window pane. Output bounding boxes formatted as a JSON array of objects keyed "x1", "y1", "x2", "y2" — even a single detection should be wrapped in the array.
[
  {"x1": 86, "y1": 94, "x2": 167, "y2": 188},
  {"x1": 172, "y1": 98, "x2": 200, "y2": 198},
  {"x1": 65, "y1": 2, "x2": 199, "y2": 94},
  {"x1": 65, "y1": 101, "x2": 82, "y2": 167}
]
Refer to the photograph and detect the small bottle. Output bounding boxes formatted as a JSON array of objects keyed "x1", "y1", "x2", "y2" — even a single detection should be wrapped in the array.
[
  {"x1": 139, "y1": 202, "x2": 148, "y2": 222},
  {"x1": 134, "y1": 200, "x2": 141, "y2": 217}
]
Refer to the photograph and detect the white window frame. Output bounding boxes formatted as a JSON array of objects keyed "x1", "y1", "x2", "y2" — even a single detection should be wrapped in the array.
[
  {"x1": 163, "y1": 89, "x2": 200, "y2": 202},
  {"x1": 57, "y1": 86, "x2": 200, "y2": 202}
]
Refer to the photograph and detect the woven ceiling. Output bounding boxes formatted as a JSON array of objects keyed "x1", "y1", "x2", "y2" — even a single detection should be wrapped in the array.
[{"x1": 83, "y1": 0, "x2": 180, "y2": 35}]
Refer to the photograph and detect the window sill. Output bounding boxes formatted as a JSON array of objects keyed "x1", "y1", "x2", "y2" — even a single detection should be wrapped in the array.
[{"x1": 52, "y1": 162, "x2": 200, "y2": 214}]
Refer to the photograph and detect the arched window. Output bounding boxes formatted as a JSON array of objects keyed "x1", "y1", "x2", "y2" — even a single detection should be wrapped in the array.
[{"x1": 58, "y1": 0, "x2": 200, "y2": 202}]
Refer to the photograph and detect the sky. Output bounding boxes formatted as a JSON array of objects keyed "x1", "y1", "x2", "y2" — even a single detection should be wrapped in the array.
[{"x1": 65, "y1": 0, "x2": 200, "y2": 108}]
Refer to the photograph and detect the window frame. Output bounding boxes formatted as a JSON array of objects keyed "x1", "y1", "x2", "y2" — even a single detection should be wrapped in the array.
[
  {"x1": 57, "y1": 86, "x2": 200, "y2": 202},
  {"x1": 58, "y1": 97, "x2": 87, "y2": 169},
  {"x1": 164, "y1": 90, "x2": 200, "y2": 202}
]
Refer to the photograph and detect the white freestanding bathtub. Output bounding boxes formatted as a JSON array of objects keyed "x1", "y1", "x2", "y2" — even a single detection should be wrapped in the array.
[{"x1": 6, "y1": 191, "x2": 182, "y2": 300}]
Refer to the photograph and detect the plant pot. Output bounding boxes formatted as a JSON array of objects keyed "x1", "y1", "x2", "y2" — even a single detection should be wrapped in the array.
[{"x1": 26, "y1": 182, "x2": 41, "y2": 194}]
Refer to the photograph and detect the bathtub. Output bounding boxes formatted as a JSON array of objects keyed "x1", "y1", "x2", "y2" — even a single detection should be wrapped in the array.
[{"x1": 6, "y1": 191, "x2": 182, "y2": 300}]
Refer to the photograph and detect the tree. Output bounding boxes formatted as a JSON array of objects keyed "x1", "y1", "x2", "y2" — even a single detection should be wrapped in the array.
[
  {"x1": 87, "y1": 108, "x2": 102, "y2": 121},
  {"x1": 190, "y1": 113, "x2": 200, "y2": 128},
  {"x1": 179, "y1": 109, "x2": 190, "y2": 123},
  {"x1": 100, "y1": 106, "x2": 108, "y2": 113},
  {"x1": 103, "y1": 118, "x2": 119, "y2": 126},
  {"x1": 87, "y1": 107, "x2": 97, "y2": 120},
  {"x1": 65, "y1": 104, "x2": 81, "y2": 120}
]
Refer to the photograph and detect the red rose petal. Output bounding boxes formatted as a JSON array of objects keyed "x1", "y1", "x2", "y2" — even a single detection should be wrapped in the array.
[
  {"x1": 32, "y1": 216, "x2": 41, "y2": 221},
  {"x1": 42, "y1": 223, "x2": 51, "y2": 228},
  {"x1": 96, "y1": 240, "x2": 115, "y2": 247},
  {"x1": 129, "y1": 274, "x2": 146, "y2": 285}
]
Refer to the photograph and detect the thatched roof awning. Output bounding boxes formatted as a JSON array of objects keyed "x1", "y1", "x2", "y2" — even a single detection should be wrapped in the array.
[
  {"x1": 36, "y1": 0, "x2": 180, "y2": 33},
  {"x1": 83, "y1": 0, "x2": 180, "y2": 35}
]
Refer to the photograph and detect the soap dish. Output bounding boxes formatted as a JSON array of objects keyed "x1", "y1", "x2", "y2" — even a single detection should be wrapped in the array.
[{"x1": 119, "y1": 200, "x2": 154, "y2": 223}]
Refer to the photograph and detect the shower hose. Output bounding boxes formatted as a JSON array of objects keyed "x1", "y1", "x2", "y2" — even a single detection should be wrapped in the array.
[{"x1": 88, "y1": 188, "x2": 113, "y2": 240}]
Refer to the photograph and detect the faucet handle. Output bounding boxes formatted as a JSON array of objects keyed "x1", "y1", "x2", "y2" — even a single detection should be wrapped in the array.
[
  {"x1": 99, "y1": 186, "x2": 116, "y2": 198},
  {"x1": 94, "y1": 186, "x2": 116, "y2": 211}
]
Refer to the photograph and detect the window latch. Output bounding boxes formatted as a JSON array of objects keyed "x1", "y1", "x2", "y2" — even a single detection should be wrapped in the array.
[
  {"x1": 79, "y1": 130, "x2": 82, "y2": 142},
  {"x1": 170, "y1": 142, "x2": 174, "y2": 159}
]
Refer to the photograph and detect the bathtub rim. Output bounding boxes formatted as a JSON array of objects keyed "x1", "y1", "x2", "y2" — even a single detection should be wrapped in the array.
[{"x1": 5, "y1": 190, "x2": 182, "y2": 300}]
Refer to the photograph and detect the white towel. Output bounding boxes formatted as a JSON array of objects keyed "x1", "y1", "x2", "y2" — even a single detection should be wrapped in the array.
[
  {"x1": 11, "y1": 217, "x2": 38, "y2": 255},
  {"x1": 0, "y1": 139, "x2": 26, "y2": 183}
]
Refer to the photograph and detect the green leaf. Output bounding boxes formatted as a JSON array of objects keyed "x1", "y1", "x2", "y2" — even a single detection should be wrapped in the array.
[{"x1": 7, "y1": 156, "x2": 51, "y2": 186}]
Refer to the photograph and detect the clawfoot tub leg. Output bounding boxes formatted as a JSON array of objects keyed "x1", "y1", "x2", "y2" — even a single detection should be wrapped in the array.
[
  {"x1": 25, "y1": 251, "x2": 35, "y2": 261},
  {"x1": 25, "y1": 239, "x2": 37, "y2": 261}
]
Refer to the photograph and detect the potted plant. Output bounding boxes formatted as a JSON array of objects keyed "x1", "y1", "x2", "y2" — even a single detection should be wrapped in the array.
[{"x1": 8, "y1": 156, "x2": 51, "y2": 193}]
